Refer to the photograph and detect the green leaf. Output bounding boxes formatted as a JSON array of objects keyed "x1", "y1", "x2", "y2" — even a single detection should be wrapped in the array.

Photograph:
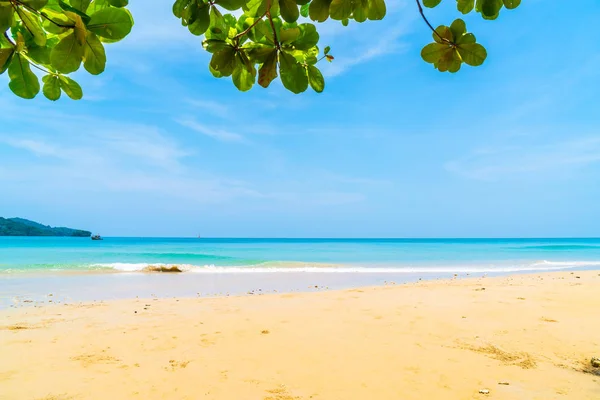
[
  {"x1": 209, "y1": 46, "x2": 235, "y2": 77},
  {"x1": 86, "y1": 0, "x2": 110, "y2": 14},
  {"x1": 257, "y1": 49, "x2": 277, "y2": 88},
  {"x1": 300, "y1": 2, "x2": 309, "y2": 17},
  {"x1": 217, "y1": 0, "x2": 247, "y2": 11},
  {"x1": 433, "y1": 25, "x2": 453, "y2": 43},
  {"x1": 456, "y1": 32, "x2": 475, "y2": 44},
  {"x1": 83, "y1": 31, "x2": 106, "y2": 74},
  {"x1": 303, "y1": 45, "x2": 318, "y2": 64},
  {"x1": 367, "y1": 0, "x2": 385, "y2": 20},
  {"x1": 206, "y1": 6, "x2": 227, "y2": 40},
  {"x1": 420, "y1": 42, "x2": 446, "y2": 63},
  {"x1": 291, "y1": 23, "x2": 319, "y2": 50},
  {"x1": 58, "y1": 75, "x2": 83, "y2": 99},
  {"x1": 329, "y1": 0, "x2": 352, "y2": 21},
  {"x1": 188, "y1": 3, "x2": 210, "y2": 35},
  {"x1": 449, "y1": 18, "x2": 466, "y2": 39},
  {"x1": 244, "y1": 43, "x2": 276, "y2": 63},
  {"x1": 50, "y1": 32, "x2": 83, "y2": 73},
  {"x1": 307, "y1": 64, "x2": 324, "y2": 93},
  {"x1": 70, "y1": 0, "x2": 92, "y2": 12},
  {"x1": 341, "y1": 18, "x2": 348, "y2": 26},
  {"x1": 279, "y1": 27, "x2": 300, "y2": 43},
  {"x1": 64, "y1": 11, "x2": 87, "y2": 45},
  {"x1": 502, "y1": 0, "x2": 520, "y2": 9},
  {"x1": 308, "y1": 0, "x2": 331, "y2": 22},
  {"x1": 352, "y1": 0, "x2": 369, "y2": 23},
  {"x1": 108, "y1": 0, "x2": 129, "y2": 7},
  {"x1": 279, "y1": 51, "x2": 307, "y2": 93},
  {"x1": 87, "y1": 7, "x2": 134, "y2": 41},
  {"x1": 324, "y1": 45, "x2": 330, "y2": 55},
  {"x1": 20, "y1": 0, "x2": 48, "y2": 10},
  {"x1": 280, "y1": 0, "x2": 299, "y2": 22},
  {"x1": 41, "y1": 9, "x2": 73, "y2": 34},
  {"x1": 17, "y1": 8, "x2": 46, "y2": 46},
  {"x1": 0, "y1": 48, "x2": 14, "y2": 75},
  {"x1": 435, "y1": 47, "x2": 459, "y2": 72},
  {"x1": 58, "y1": 0, "x2": 91, "y2": 23},
  {"x1": 173, "y1": 0, "x2": 192, "y2": 18},
  {"x1": 244, "y1": 0, "x2": 268, "y2": 17},
  {"x1": 232, "y1": 51, "x2": 255, "y2": 91},
  {"x1": 423, "y1": 0, "x2": 441, "y2": 7},
  {"x1": 457, "y1": 42, "x2": 486, "y2": 66},
  {"x1": 0, "y1": 4, "x2": 14, "y2": 32},
  {"x1": 8, "y1": 54, "x2": 40, "y2": 99},
  {"x1": 295, "y1": 0, "x2": 310, "y2": 4},
  {"x1": 203, "y1": 38, "x2": 229, "y2": 53},
  {"x1": 477, "y1": 0, "x2": 502, "y2": 19},
  {"x1": 456, "y1": 0, "x2": 474, "y2": 13},
  {"x1": 42, "y1": 74, "x2": 61, "y2": 101},
  {"x1": 25, "y1": 38, "x2": 56, "y2": 65}
]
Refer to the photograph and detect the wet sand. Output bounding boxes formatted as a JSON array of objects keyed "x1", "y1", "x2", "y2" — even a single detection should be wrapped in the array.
[{"x1": 1, "y1": 271, "x2": 599, "y2": 399}]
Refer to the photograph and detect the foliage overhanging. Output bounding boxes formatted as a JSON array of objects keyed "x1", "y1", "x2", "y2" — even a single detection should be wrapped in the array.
[{"x1": 0, "y1": 0, "x2": 522, "y2": 100}]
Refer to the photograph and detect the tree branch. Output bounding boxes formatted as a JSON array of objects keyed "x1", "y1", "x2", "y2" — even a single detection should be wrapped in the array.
[
  {"x1": 415, "y1": 0, "x2": 449, "y2": 44},
  {"x1": 265, "y1": 0, "x2": 279, "y2": 50},
  {"x1": 233, "y1": 11, "x2": 268, "y2": 40}
]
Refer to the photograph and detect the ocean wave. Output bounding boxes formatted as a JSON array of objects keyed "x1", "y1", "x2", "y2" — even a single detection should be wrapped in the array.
[
  {"x1": 85, "y1": 260, "x2": 600, "y2": 274},
  {"x1": 511, "y1": 245, "x2": 600, "y2": 251}
]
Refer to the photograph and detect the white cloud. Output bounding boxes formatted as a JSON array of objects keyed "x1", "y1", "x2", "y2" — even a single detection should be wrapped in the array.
[
  {"x1": 445, "y1": 136, "x2": 600, "y2": 181},
  {"x1": 324, "y1": 26, "x2": 410, "y2": 77},
  {"x1": 186, "y1": 99, "x2": 230, "y2": 118},
  {"x1": 320, "y1": 0, "x2": 414, "y2": 77},
  {"x1": 176, "y1": 117, "x2": 246, "y2": 143}
]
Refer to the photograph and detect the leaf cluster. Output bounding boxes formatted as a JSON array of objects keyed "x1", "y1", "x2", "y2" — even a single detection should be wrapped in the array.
[
  {"x1": 420, "y1": 0, "x2": 521, "y2": 72},
  {"x1": 0, "y1": 0, "x2": 133, "y2": 99},
  {"x1": 172, "y1": 0, "x2": 350, "y2": 93}
]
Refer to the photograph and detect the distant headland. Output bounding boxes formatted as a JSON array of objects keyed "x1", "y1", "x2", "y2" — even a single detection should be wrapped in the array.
[{"x1": 0, "y1": 218, "x2": 91, "y2": 237}]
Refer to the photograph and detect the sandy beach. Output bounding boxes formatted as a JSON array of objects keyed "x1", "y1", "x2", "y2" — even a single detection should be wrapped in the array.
[{"x1": 1, "y1": 271, "x2": 599, "y2": 400}]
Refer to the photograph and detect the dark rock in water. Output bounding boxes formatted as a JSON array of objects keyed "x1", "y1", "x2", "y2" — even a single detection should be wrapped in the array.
[
  {"x1": 143, "y1": 265, "x2": 183, "y2": 273},
  {"x1": 591, "y1": 357, "x2": 600, "y2": 368}
]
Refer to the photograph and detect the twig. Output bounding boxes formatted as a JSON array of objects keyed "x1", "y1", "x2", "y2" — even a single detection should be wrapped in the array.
[
  {"x1": 26, "y1": 58, "x2": 53, "y2": 74},
  {"x1": 265, "y1": 0, "x2": 279, "y2": 50},
  {"x1": 233, "y1": 11, "x2": 268, "y2": 40},
  {"x1": 12, "y1": 0, "x2": 75, "y2": 28},
  {"x1": 415, "y1": 0, "x2": 450, "y2": 44}
]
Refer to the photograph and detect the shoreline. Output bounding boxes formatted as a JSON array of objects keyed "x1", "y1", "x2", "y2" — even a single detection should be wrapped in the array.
[
  {"x1": 3, "y1": 264, "x2": 600, "y2": 310},
  {"x1": 1, "y1": 271, "x2": 600, "y2": 399}
]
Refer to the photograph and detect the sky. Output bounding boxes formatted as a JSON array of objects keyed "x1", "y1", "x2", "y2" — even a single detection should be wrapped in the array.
[{"x1": 1, "y1": 0, "x2": 599, "y2": 238}]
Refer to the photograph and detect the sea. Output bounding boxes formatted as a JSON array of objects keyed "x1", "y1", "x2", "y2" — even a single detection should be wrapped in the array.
[{"x1": 1, "y1": 237, "x2": 600, "y2": 307}]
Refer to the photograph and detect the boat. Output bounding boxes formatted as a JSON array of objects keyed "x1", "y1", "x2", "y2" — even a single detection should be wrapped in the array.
[{"x1": 91, "y1": 234, "x2": 103, "y2": 241}]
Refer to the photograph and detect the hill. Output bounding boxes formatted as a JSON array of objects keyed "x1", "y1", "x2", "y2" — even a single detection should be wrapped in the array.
[{"x1": 0, "y1": 218, "x2": 91, "y2": 237}]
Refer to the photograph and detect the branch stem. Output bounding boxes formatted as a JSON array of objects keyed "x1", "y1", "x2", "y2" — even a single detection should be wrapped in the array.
[
  {"x1": 26, "y1": 58, "x2": 52, "y2": 74},
  {"x1": 233, "y1": 11, "x2": 268, "y2": 40},
  {"x1": 415, "y1": 0, "x2": 449, "y2": 43},
  {"x1": 13, "y1": 0, "x2": 75, "y2": 28},
  {"x1": 265, "y1": 0, "x2": 279, "y2": 50}
]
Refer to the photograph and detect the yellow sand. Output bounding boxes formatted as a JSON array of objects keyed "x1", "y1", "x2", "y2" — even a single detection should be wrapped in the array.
[{"x1": 1, "y1": 271, "x2": 600, "y2": 400}]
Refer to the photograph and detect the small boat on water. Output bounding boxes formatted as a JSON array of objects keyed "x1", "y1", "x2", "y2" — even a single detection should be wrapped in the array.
[{"x1": 91, "y1": 234, "x2": 103, "y2": 241}]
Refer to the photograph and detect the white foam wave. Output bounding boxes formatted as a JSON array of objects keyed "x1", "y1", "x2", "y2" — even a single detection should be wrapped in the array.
[{"x1": 88, "y1": 260, "x2": 600, "y2": 274}]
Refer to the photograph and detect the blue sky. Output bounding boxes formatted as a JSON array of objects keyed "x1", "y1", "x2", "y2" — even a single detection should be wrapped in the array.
[{"x1": 1, "y1": 0, "x2": 599, "y2": 237}]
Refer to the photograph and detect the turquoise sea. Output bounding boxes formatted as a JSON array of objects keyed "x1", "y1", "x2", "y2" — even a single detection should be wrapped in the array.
[{"x1": 2, "y1": 237, "x2": 600, "y2": 275}]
